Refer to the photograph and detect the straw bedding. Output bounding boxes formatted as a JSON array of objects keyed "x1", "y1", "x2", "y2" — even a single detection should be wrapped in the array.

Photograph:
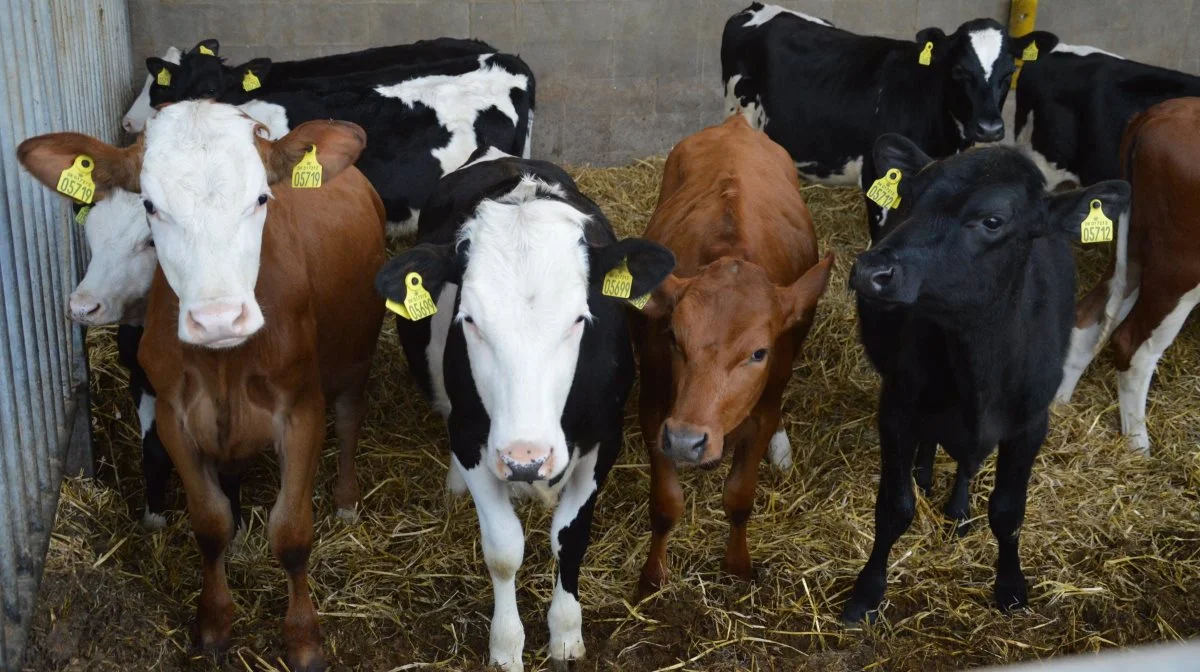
[{"x1": 21, "y1": 157, "x2": 1200, "y2": 671}]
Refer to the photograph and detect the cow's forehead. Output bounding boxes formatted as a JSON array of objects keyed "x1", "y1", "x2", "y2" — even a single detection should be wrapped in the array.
[
  {"x1": 676, "y1": 261, "x2": 777, "y2": 325},
  {"x1": 141, "y1": 102, "x2": 265, "y2": 208}
]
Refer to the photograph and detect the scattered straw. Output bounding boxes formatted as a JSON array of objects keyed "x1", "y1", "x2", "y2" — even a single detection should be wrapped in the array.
[{"x1": 21, "y1": 157, "x2": 1200, "y2": 671}]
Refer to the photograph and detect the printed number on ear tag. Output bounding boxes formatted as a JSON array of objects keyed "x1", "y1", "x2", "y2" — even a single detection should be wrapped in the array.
[
  {"x1": 198, "y1": 44, "x2": 215, "y2": 56},
  {"x1": 628, "y1": 293, "x2": 651, "y2": 310},
  {"x1": 56, "y1": 155, "x2": 96, "y2": 204},
  {"x1": 866, "y1": 169, "x2": 902, "y2": 209},
  {"x1": 602, "y1": 259, "x2": 634, "y2": 299},
  {"x1": 1022, "y1": 42, "x2": 1039, "y2": 61},
  {"x1": 385, "y1": 272, "x2": 438, "y2": 321},
  {"x1": 918, "y1": 41, "x2": 933, "y2": 66},
  {"x1": 156, "y1": 68, "x2": 171, "y2": 87},
  {"x1": 243, "y1": 70, "x2": 261, "y2": 92},
  {"x1": 1081, "y1": 199, "x2": 1113, "y2": 244},
  {"x1": 74, "y1": 205, "x2": 91, "y2": 226},
  {"x1": 291, "y1": 146, "x2": 322, "y2": 189}
]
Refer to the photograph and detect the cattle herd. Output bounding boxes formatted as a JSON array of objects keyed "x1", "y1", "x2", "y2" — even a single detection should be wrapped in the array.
[{"x1": 12, "y1": 2, "x2": 1200, "y2": 670}]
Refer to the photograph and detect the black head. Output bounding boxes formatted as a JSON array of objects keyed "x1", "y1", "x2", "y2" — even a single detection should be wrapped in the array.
[
  {"x1": 918, "y1": 18, "x2": 1024, "y2": 143},
  {"x1": 147, "y1": 39, "x2": 272, "y2": 105},
  {"x1": 851, "y1": 134, "x2": 1130, "y2": 316}
]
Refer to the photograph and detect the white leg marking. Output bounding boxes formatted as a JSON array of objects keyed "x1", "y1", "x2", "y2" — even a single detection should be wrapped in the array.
[
  {"x1": 459, "y1": 455, "x2": 526, "y2": 671},
  {"x1": 1096, "y1": 211, "x2": 1137, "y2": 351},
  {"x1": 546, "y1": 446, "x2": 598, "y2": 663},
  {"x1": 1117, "y1": 285, "x2": 1200, "y2": 454},
  {"x1": 137, "y1": 392, "x2": 156, "y2": 439},
  {"x1": 445, "y1": 457, "x2": 468, "y2": 496},
  {"x1": 767, "y1": 429, "x2": 793, "y2": 470},
  {"x1": 1057, "y1": 288, "x2": 1138, "y2": 403},
  {"x1": 141, "y1": 506, "x2": 167, "y2": 530}
]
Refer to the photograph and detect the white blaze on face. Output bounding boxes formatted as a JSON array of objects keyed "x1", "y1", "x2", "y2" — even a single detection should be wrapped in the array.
[
  {"x1": 123, "y1": 46, "x2": 180, "y2": 133},
  {"x1": 69, "y1": 189, "x2": 157, "y2": 325},
  {"x1": 140, "y1": 102, "x2": 270, "y2": 348},
  {"x1": 457, "y1": 177, "x2": 590, "y2": 482},
  {"x1": 969, "y1": 28, "x2": 1005, "y2": 80}
]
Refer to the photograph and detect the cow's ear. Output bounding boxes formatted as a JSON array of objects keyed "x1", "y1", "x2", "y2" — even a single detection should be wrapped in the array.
[
  {"x1": 375, "y1": 243, "x2": 461, "y2": 308},
  {"x1": 235, "y1": 58, "x2": 272, "y2": 90},
  {"x1": 777, "y1": 252, "x2": 834, "y2": 329},
  {"x1": 265, "y1": 120, "x2": 366, "y2": 186},
  {"x1": 873, "y1": 133, "x2": 933, "y2": 179},
  {"x1": 17, "y1": 133, "x2": 142, "y2": 200},
  {"x1": 190, "y1": 39, "x2": 220, "y2": 57},
  {"x1": 146, "y1": 57, "x2": 179, "y2": 82},
  {"x1": 1010, "y1": 30, "x2": 1059, "y2": 59},
  {"x1": 589, "y1": 237, "x2": 677, "y2": 298},
  {"x1": 640, "y1": 273, "x2": 690, "y2": 319},
  {"x1": 1044, "y1": 179, "x2": 1130, "y2": 239},
  {"x1": 914, "y1": 27, "x2": 948, "y2": 64}
]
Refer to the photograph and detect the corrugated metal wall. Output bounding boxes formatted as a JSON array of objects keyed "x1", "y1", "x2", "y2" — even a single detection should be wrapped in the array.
[{"x1": 0, "y1": 1, "x2": 132, "y2": 668}]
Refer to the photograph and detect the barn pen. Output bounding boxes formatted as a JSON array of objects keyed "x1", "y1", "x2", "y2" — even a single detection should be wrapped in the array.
[{"x1": 0, "y1": 1, "x2": 132, "y2": 668}]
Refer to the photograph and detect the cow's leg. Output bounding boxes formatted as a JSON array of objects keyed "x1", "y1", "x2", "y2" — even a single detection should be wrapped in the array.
[
  {"x1": 457, "y1": 454, "x2": 526, "y2": 672},
  {"x1": 139, "y1": 406, "x2": 172, "y2": 529},
  {"x1": 548, "y1": 443, "x2": 613, "y2": 667},
  {"x1": 843, "y1": 388, "x2": 918, "y2": 623},
  {"x1": 1112, "y1": 284, "x2": 1200, "y2": 453},
  {"x1": 990, "y1": 414, "x2": 1047, "y2": 611},
  {"x1": 944, "y1": 457, "x2": 981, "y2": 537},
  {"x1": 157, "y1": 410, "x2": 235, "y2": 654},
  {"x1": 721, "y1": 412, "x2": 775, "y2": 581},
  {"x1": 269, "y1": 398, "x2": 326, "y2": 672},
  {"x1": 638, "y1": 448, "x2": 682, "y2": 598},
  {"x1": 1057, "y1": 262, "x2": 1139, "y2": 403},
  {"x1": 635, "y1": 326, "x2": 680, "y2": 599},
  {"x1": 913, "y1": 441, "x2": 935, "y2": 497},
  {"x1": 331, "y1": 389, "x2": 367, "y2": 521}
]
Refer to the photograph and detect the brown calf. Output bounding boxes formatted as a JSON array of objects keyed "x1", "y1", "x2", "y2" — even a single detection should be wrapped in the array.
[
  {"x1": 1054, "y1": 97, "x2": 1200, "y2": 454},
  {"x1": 635, "y1": 115, "x2": 834, "y2": 596},
  {"x1": 18, "y1": 108, "x2": 385, "y2": 670}
]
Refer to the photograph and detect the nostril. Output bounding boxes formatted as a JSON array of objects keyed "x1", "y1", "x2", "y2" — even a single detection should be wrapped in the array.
[
  {"x1": 870, "y1": 267, "x2": 895, "y2": 290},
  {"x1": 186, "y1": 310, "x2": 205, "y2": 335},
  {"x1": 231, "y1": 303, "x2": 249, "y2": 331},
  {"x1": 692, "y1": 433, "x2": 708, "y2": 454},
  {"x1": 85, "y1": 303, "x2": 102, "y2": 316}
]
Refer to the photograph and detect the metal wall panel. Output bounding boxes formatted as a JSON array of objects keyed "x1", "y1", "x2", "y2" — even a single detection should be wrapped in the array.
[{"x1": 0, "y1": 1, "x2": 132, "y2": 668}]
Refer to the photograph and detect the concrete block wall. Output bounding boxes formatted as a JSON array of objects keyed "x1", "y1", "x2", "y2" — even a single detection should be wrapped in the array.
[{"x1": 128, "y1": 0, "x2": 1200, "y2": 166}]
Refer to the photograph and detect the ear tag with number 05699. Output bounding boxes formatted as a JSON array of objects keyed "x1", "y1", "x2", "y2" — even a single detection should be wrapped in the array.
[{"x1": 385, "y1": 272, "x2": 438, "y2": 321}]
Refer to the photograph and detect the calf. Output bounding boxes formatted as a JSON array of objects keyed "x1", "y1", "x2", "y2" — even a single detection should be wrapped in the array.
[
  {"x1": 123, "y1": 45, "x2": 180, "y2": 133},
  {"x1": 147, "y1": 42, "x2": 535, "y2": 234},
  {"x1": 19, "y1": 102, "x2": 386, "y2": 670},
  {"x1": 1012, "y1": 35, "x2": 1200, "y2": 189},
  {"x1": 721, "y1": 3, "x2": 1036, "y2": 234},
  {"x1": 843, "y1": 134, "x2": 1129, "y2": 622},
  {"x1": 1055, "y1": 97, "x2": 1200, "y2": 453},
  {"x1": 633, "y1": 116, "x2": 834, "y2": 596},
  {"x1": 376, "y1": 150, "x2": 674, "y2": 671}
]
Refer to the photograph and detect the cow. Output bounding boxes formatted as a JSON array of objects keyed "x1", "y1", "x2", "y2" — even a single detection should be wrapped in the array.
[
  {"x1": 631, "y1": 115, "x2": 834, "y2": 596},
  {"x1": 123, "y1": 46, "x2": 180, "y2": 133},
  {"x1": 1011, "y1": 34, "x2": 1200, "y2": 189},
  {"x1": 144, "y1": 41, "x2": 535, "y2": 235},
  {"x1": 1053, "y1": 97, "x2": 1200, "y2": 453},
  {"x1": 375, "y1": 149, "x2": 675, "y2": 671},
  {"x1": 721, "y1": 2, "x2": 1038, "y2": 235},
  {"x1": 843, "y1": 133, "x2": 1130, "y2": 623},
  {"x1": 18, "y1": 101, "x2": 387, "y2": 670}
]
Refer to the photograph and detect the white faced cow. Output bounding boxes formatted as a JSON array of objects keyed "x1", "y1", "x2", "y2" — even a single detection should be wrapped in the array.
[
  {"x1": 376, "y1": 149, "x2": 674, "y2": 671},
  {"x1": 122, "y1": 46, "x2": 180, "y2": 133}
]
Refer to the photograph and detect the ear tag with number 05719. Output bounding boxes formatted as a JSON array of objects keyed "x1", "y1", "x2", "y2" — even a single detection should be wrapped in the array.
[
  {"x1": 1080, "y1": 199, "x2": 1113, "y2": 244},
  {"x1": 385, "y1": 272, "x2": 438, "y2": 321},
  {"x1": 56, "y1": 155, "x2": 96, "y2": 204},
  {"x1": 291, "y1": 146, "x2": 322, "y2": 189},
  {"x1": 918, "y1": 41, "x2": 933, "y2": 66},
  {"x1": 866, "y1": 169, "x2": 902, "y2": 209}
]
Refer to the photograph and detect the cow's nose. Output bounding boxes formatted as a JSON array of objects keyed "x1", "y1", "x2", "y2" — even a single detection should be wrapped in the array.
[
  {"x1": 68, "y1": 294, "x2": 104, "y2": 324},
  {"x1": 662, "y1": 423, "x2": 708, "y2": 464},
  {"x1": 850, "y1": 259, "x2": 901, "y2": 299},
  {"x1": 122, "y1": 118, "x2": 135, "y2": 133},
  {"x1": 976, "y1": 119, "x2": 1004, "y2": 142},
  {"x1": 497, "y1": 441, "x2": 554, "y2": 482},
  {"x1": 184, "y1": 302, "x2": 255, "y2": 346}
]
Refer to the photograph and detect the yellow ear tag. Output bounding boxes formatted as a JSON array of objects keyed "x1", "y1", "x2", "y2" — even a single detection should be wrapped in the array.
[
  {"x1": 918, "y1": 41, "x2": 933, "y2": 66},
  {"x1": 602, "y1": 258, "x2": 634, "y2": 299},
  {"x1": 242, "y1": 70, "x2": 261, "y2": 92},
  {"x1": 291, "y1": 146, "x2": 322, "y2": 189},
  {"x1": 385, "y1": 272, "x2": 438, "y2": 321},
  {"x1": 198, "y1": 44, "x2": 215, "y2": 56},
  {"x1": 156, "y1": 68, "x2": 171, "y2": 87},
  {"x1": 74, "y1": 205, "x2": 91, "y2": 226},
  {"x1": 866, "y1": 169, "x2": 902, "y2": 209},
  {"x1": 1022, "y1": 42, "x2": 1039, "y2": 62},
  {"x1": 56, "y1": 155, "x2": 96, "y2": 204},
  {"x1": 1080, "y1": 199, "x2": 1113, "y2": 244},
  {"x1": 628, "y1": 293, "x2": 651, "y2": 310}
]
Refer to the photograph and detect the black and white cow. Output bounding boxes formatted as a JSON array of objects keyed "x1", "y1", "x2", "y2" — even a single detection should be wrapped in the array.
[
  {"x1": 843, "y1": 134, "x2": 1130, "y2": 622},
  {"x1": 1011, "y1": 33, "x2": 1200, "y2": 188},
  {"x1": 721, "y1": 3, "x2": 1037, "y2": 234},
  {"x1": 146, "y1": 41, "x2": 536, "y2": 235},
  {"x1": 375, "y1": 149, "x2": 674, "y2": 671}
]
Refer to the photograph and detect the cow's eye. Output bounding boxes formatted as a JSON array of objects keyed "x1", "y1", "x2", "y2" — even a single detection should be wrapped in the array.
[
  {"x1": 981, "y1": 216, "x2": 1004, "y2": 230},
  {"x1": 143, "y1": 200, "x2": 157, "y2": 216},
  {"x1": 462, "y1": 315, "x2": 474, "y2": 325},
  {"x1": 574, "y1": 315, "x2": 586, "y2": 324},
  {"x1": 257, "y1": 194, "x2": 269, "y2": 206},
  {"x1": 144, "y1": 237, "x2": 155, "y2": 249},
  {"x1": 750, "y1": 348, "x2": 768, "y2": 363}
]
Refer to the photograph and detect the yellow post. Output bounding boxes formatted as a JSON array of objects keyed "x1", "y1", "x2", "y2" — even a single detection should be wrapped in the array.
[{"x1": 1009, "y1": 0, "x2": 1039, "y2": 88}]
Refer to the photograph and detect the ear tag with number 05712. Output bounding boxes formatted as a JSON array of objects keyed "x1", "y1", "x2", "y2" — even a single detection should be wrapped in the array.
[
  {"x1": 291, "y1": 146, "x2": 322, "y2": 189},
  {"x1": 1080, "y1": 199, "x2": 1113, "y2": 244},
  {"x1": 918, "y1": 41, "x2": 933, "y2": 66},
  {"x1": 866, "y1": 169, "x2": 902, "y2": 209},
  {"x1": 385, "y1": 272, "x2": 438, "y2": 321},
  {"x1": 56, "y1": 155, "x2": 96, "y2": 204},
  {"x1": 243, "y1": 70, "x2": 261, "y2": 92}
]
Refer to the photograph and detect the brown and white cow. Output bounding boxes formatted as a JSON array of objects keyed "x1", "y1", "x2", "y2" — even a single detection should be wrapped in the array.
[
  {"x1": 634, "y1": 115, "x2": 834, "y2": 596},
  {"x1": 1055, "y1": 96, "x2": 1200, "y2": 453},
  {"x1": 18, "y1": 101, "x2": 386, "y2": 670}
]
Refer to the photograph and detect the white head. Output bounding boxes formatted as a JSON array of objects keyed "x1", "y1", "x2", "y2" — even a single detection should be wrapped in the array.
[
  {"x1": 123, "y1": 46, "x2": 180, "y2": 134},
  {"x1": 18, "y1": 101, "x2": 366, "y2": 348},
  {"x1": 377, "y1": 170, "x2": 674, "y2": 483},
  {"x1": 69, "y1": 189, "x2": 156, "y2": 325}
]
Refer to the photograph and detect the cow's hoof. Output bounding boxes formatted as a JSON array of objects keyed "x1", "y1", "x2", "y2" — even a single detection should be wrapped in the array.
[
  {"x1": 721, "y1": 557, "x2": 755, "y2": 582},
  {"x1": 948, "y1": 518, "x2": 971, "y2": 538},
  {"x1": 192, "y1": 627, "x2": 231, "y2": 657},
  {"x1": 1126, "y1": 433, "x2": 1151, "y2": 455},
  {"x1": 335, "y1": 507, "x2": 359, "y2": 524},
  {"x1": 549, "y1": 654, "x2": 582, "y2": 672},
  {"x1": 489, "y1": 652, "x2": 524, "y2": 672},
  {"x1": 840, "y1": 599, "x2": 880, "y2": 625},
  {"x1": 549, "y1": 634, "x2": 585, "y2": 667},
  {"x1": 286, "y1": 648, "x2": 327, "y2": 672},
  {"x1": 142, "y1": 508, "x2": 167, "y2": 531},
  {"x1": 636, "y1": 572, "x2": 665, "y2": 601},
  {"x1": 994, "y1": 577, "x2": 1028, "y2": 612}
]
